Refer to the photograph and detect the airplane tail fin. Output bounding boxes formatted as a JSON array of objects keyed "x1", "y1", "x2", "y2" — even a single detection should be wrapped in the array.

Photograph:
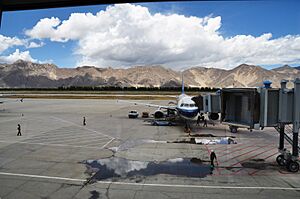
[{"x1": 181, "y1": 73, "x2": 185, "y2": 94}]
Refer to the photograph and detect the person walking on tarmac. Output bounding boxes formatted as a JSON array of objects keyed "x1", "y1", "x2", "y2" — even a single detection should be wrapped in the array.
[
  {"x1": 187, "y1": 128, "x2": 191, "y2": 136},
  {"x1": 17, "y1": 124, "x2": 22, "y2": 136},
  {"x1": 203, "y1": 118, "x2": 208, "y2": 127},
  {"x1": 210, "y1": 150, "x2": 218, "y2": 167},
  {"x1": 196, "y1": 115, "x2": 201, "y2": 126},
  {"x1": 83, "y1": 117, "x2": 86, "y2": 126}
]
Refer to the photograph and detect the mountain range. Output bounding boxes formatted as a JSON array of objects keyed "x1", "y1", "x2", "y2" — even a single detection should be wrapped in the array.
[{"x1": 0, "y1": 60, "x2": 299, "y2": 88}]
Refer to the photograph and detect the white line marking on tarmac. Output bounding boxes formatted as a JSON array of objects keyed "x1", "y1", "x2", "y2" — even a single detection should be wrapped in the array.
[
  {"x1": 0, "y1": 140, "x2": 104, "y2": 150},
  {"x1": 0, "y1": 172, "x2": 85, "y2": 182},
  {"x1": 105, "y1": 182, "x2": 300, "y2": 191},
  {"x1": 26, "y1": 130, "x2": 107, "y2": 142},
  {"x1": 44, "y1": 135, "x2": 111, "y2": 145},
  {"x1": 0, "y1": 172, "x2": 299, "y2": 191},
  {"x1": 50, "y1": 116, "x2": 116, "y2": 139},
  {"x1": 101, "y1": 138, "x2": 115, "y2": 149},
  {"x1": 0, "y1": 118, "x2": 20, "y2": 123}
]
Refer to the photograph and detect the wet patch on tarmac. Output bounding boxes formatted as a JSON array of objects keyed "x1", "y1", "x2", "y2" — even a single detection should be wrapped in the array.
[
  {"x1": 241, "y1": 159, "x2": 278, "y2": 170},
  {"x1": 89, "y1": 190, "x2": 101, "y2": 199},
  {"x1": 171, "y1": 137, "x2": 237, "y2": 145},
  {"x1": 171, "y1": 140, "x2": 195, "y2": 144},
  {"x1": 82, "y1": 157, "x2": 212, "y2": 182},
  {"x1": 241, "y1": 162, "x2": 268, "y2": 170}
]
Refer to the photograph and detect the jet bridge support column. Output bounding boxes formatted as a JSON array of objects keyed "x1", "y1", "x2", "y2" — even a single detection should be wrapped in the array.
[
  {"x1": 279, "y1": 123, "x2": 285, "y2": 150},
  {"x1": 276, "y1": 79, "x2": 299, "y2": 172},
  {"x1": 279, "y1": 80, "x2": 287, "y2": 151},
  {"x1": 292, "y1": 78, "x2": 300, "y2": 157},
  {"x1": 282, "y1": 78, "x2": 300, "y2": 172}
]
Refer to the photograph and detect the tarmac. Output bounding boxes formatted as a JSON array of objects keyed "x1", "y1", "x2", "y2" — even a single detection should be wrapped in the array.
[{"x1": 0, "y1": 98, "x2": 299, "y2": 199}]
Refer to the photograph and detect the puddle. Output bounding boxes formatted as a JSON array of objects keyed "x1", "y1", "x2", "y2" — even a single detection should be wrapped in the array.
[
  {"x1": 171, "y1": 140, "x2": 195, "y2": 144},
  {"x1": 82, "y1": 157, "x2": 212, "y2": 181},
  {"x1": 89, "y1": 190, "x2": 100, "y2": 199},
  {"x1": 241, "y1": 159, "x2": 275, "y2": 170},
  {"x1": 241, "y1": 162, "x2": 268, "y2": 170},
  {"x1": 251, "y1": 158, "x2": 265, "y2": 162}
]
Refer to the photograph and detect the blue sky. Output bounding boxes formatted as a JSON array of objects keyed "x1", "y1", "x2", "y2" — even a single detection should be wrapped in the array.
[{"x1": 1, "y1": 1, "x2": 300, "y2": 69}]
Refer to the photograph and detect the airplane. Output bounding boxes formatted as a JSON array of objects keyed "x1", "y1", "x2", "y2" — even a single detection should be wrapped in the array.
[
  {"x1": 0, "y1": 94, "x2": 23, "y2": 104},
  {"x1": 120, "y1": 75, "x2": 199, "y2": 121}
]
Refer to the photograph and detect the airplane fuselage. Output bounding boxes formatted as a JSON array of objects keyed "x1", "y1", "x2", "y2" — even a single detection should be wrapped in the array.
[{"x1": 176, "y1": 94, "x2": 198, "y2": 120}]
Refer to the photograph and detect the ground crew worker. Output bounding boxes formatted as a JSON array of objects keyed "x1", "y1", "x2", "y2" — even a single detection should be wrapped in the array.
[
  {"x1": 196, "y1": 115, "x2": 201, "y2": 126},
  {"x1": 211, "y1": 121, "x2": 215, "y2": 126},
  {"x1": 184, "y1": 123, "x2": 188, "y2": 132},
  {"x1": 187, "y1": 128, "x2": 191, "y2": 136},
  {"x1": 200, "y1": 113, "x2": 205, "y2": 121},
  {"x1": 83, "y1": 117, "x2": 86, "y2": 126},
  {"x1": 17, "y1": 124, "x2": 22, "y2": 136},
  {"x1": 203, "y1": 119, "x2": 208, "y2": 127},
  {"x1": 210, "y1": 150, "x2": 217, "y2": 167}
]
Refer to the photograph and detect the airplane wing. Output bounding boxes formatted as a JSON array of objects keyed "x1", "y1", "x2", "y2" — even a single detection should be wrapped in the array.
[
  {"x1": 0, "y1": 94, "x2": 23, "y2": 104},
  {"x1": 117, "y1": 100, "x2": 177, "y2": 110},
  {"x1": 0, "y1": 99, "x2": 22, "y2": 104}
]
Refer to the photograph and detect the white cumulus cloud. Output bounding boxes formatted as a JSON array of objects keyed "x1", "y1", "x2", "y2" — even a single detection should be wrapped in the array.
[
  {"x1": 0, "y1": 34, "x2": 45, "y2": 64},
  {"x1": 26, "y1": 41, "x2": 45, "y2": 49},
  {"x1": 25, "y1": 3, "x2": 300, "y2": 69},
  {"x1": 0, "y1": 35, "x2": 25, "y2": 53},
  {"x1": 0, "y1": 49, "x2": 37, "y2": 63}
]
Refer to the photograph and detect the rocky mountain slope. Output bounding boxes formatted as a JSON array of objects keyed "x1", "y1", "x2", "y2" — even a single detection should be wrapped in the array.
[{"x1": 0, "y1": 60, "x2": 299, "y2": 88}]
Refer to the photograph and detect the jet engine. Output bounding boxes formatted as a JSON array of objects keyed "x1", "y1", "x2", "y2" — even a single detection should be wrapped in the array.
[
  {"x1": 208, "y1": 112, "x2": 219, "y2": 120},
  {"x1": 154, "y1": 110, "x2": 164, "y2": 119}
]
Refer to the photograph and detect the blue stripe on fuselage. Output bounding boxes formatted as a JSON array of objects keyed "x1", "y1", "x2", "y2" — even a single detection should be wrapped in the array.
[{"x1": 176, "y1": 108, "x2": 198, "y2": 119}]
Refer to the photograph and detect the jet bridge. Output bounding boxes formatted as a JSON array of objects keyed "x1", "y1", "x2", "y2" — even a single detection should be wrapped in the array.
[
  {"x1": 203, "y1": 93, "x2": 220, "y2": 120},
  {"x1": 220, "y1": 88, "x2": 260, "y2": 132},
  {"x1": 255, "y1": 79, "x2": 300, "y2": 172},
  {"x1": 273, "y1": 79, "x2": 300, "y2": 172},
  {"x1": 201, "y1": 79, "x2": 300, "y2": 172}
]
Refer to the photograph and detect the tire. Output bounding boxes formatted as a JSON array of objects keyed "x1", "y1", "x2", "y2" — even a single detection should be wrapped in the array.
[
  {"x1": 276, "y1": 155, "x2": 286, "y2": 166},
  {"x1": 230, "y1": 126, "x2": 237, "y2": 133},
  {"x1": 287, "y1": 161, "x2": 299, "y2": 173}
]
